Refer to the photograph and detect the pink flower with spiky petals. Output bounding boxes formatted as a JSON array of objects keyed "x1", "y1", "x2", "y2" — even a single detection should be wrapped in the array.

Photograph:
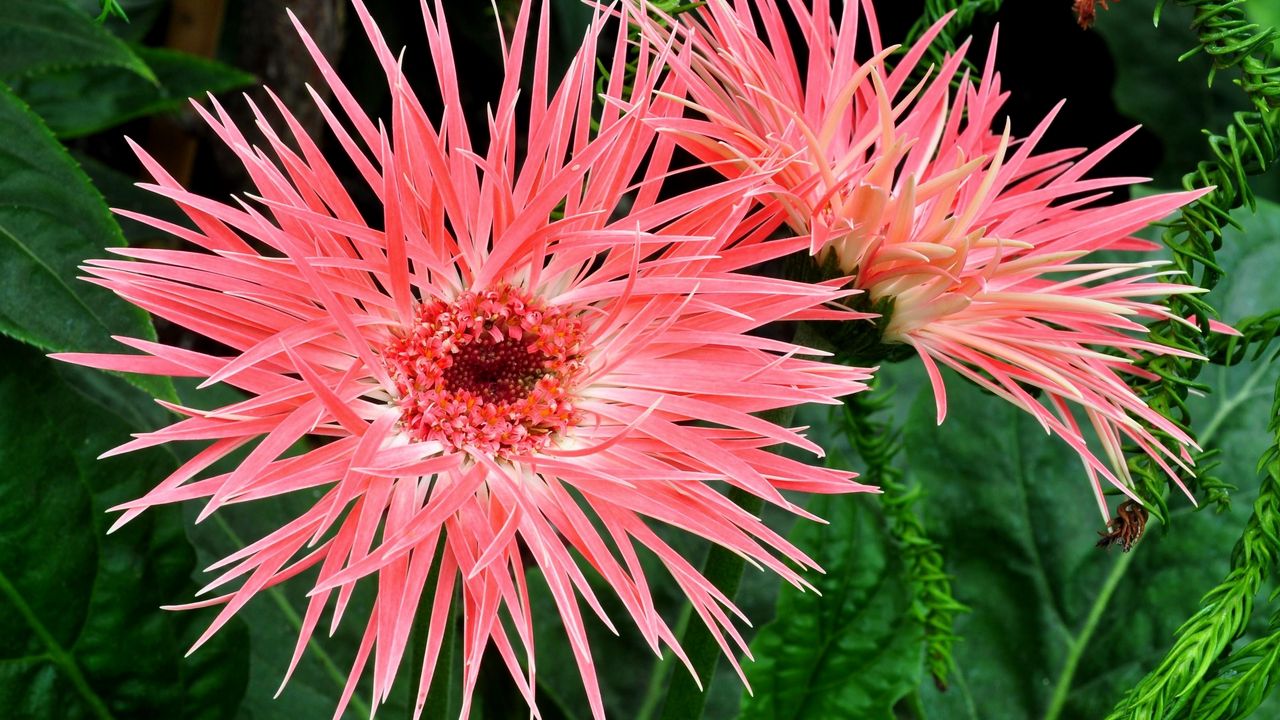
[
  {"x1": 54, "y1": 2, "x2": 874, "y2": 718},
  {"x1": 631, "y1": 0, "x2": 1214, "y2": 516}
]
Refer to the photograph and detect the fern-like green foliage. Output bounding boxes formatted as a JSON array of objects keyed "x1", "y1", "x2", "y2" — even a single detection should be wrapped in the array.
[
  {"x1": 1107, "y1": 366, "x2": 1280, "y2": 720},
  {"x1": 1126, "y1": 0, "x2": 1280, "y2": 520},
  {"x1": 839, "y1": 391, "x2": 968, "y2": 691},
  {"x1": 1187, "y1": 601, "x2": 1280, "y2": 720},
  {"x1": 592, "y1": 0, "x2": 703, "y2": 131},
  {"x1": 96, "y1": 0, "x2": 128, "y2": 23},
  {"x1": 1105, "y1": 1, "x2": 1280, "y2": 718},
  {"x1": 895, "y1": 2, "x2": 998, "y2": 115},
  {"x1": 846, "y1": 0, "x2": 1001, "y2": 695},
  {"x1": 903, "y1": 0, "x2": 1003, "y2": 81}
]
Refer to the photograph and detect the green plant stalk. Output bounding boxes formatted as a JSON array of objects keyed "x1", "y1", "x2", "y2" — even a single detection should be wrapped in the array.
[
  {"x1": 1105, "y1": 373, "x2": 1280, "y2": 719},
  {"x1": 656, "y1": 485, "x2": 765, "y2": 720},
  {"x1": 1044, "y1": 549, "x2": 1137, "y2": 720},
  {"x1": 401, "y1": 532, "x2": 459, "y2": 720},
  {"x1": 839, "y1": 393, "x2": 966, "y2": 691},
  {"x1": 1106, "y1": 478, "x2": 1280, "y2": 720},
  {"x1": 652, "y1": 403, "x2": 795, "y2": 720},
  {"x1": 1101, "y1": 1, "x2": 1280, "y2": 715},
  {"x1": 418, "y1": 597, "x2": 458, "y2": 720},
  {"x1": 636, "y1": 645, "x2": 675, "y2": 720},
  {"x1": 212, "y1": 514, "x2": 374, "y2": 719},
  {"x1": 1045, "y1": 341, "x2": 1263, "y2": 720}
]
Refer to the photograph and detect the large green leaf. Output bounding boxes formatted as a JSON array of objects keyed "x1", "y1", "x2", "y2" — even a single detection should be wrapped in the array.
[
  {"x1": 169, "y1": 380, "x2": 392, "y2": 720},
  {"x1": 737, "y1": 494, "x2": 923, "y2": 720},
  {"x1": 0, "y1": 83, "x2": 170, "y2": 400},
  {"x1": 0, "y1": 0, "x2": 154, "y2": 83},
  {"x1": 0, "y1": 340, "x2": 248, "y2": 719},
  {"x1": 900, "y1": 197, "x2": 1280, "y2": 720},
  {"x1": 75, "y1": 152, "x2": 194, "y2": 248},
  {"x1": 900, "y1": 376, "x2": 1259, "y2": 720},
  {"x1": 11, "y1": 46, "x2": 254, "y2": 139}
]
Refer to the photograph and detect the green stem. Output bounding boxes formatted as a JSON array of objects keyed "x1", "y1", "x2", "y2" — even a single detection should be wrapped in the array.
[
  {"x1": 656, "y1": 485, "x2": 765, "y2": 720},
  {"x1": 635, "y1": 618, "x2": 682, "y2": 720},
  {"x1": 638, "y1": 401, "x2": 795, "y2": 720},
  {"x1": 1042, "y1": 344, "x2": 1257, "y2": 719},
  {"x1": 212, "y1": 515, "x2": 373, "y2": 719},
  {"x1": 1043, "y1": 549, "x2": 1137, "y2": 720},
  {"x1": 420, "y1": 598, "x2": 459, "y2": 720}
]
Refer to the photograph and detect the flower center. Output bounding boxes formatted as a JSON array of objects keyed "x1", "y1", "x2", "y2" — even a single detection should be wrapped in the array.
[
  {"x1": 439, "y1": 336, "x2": 548, "y2": 405},
  {"x1": 382, "y1": 285, "x2": 586, "y2": 456}
]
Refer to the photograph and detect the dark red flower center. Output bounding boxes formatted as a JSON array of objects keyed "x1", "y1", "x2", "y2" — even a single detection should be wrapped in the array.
[
  {"x1": 439, "y1": 335, "x2": 550, "y2": 405},
  {"x1": 382, "y1": 285, "x2": 585, "y2": 456}
]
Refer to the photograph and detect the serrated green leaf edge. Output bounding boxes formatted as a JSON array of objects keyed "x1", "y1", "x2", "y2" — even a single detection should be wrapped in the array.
[
  {"x1": 0, "y1": 0, "x2": 156, "y2": 84},
  {"x1": 0, "y1": 82, "x2": 174, "y2": 402}
]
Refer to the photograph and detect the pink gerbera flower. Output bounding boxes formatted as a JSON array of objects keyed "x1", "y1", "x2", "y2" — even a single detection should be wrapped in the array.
[
  {"x1": 55, "y1": 2, "x2": 873, "y2": 718},
  {"x1": 633, "y1": 0, "x2": 1212, "y2": 516}
]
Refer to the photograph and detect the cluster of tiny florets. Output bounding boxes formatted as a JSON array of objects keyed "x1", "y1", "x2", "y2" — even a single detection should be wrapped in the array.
[{"x1": 382, "y1": 285, "x2": 586, "y2": 456}]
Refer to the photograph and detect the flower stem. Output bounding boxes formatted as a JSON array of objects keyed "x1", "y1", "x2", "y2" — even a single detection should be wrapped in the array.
[
  {"x1": 1043, "y1": 549, "x2": 1136, "y2": 720},
  {"x1": 413, "y1": 566, "x2": 458, "y2": 720},
  {"x1": 656, "y1": 485, "x2": 765, "y2": 720},
  {"x1": 213, "y1": 514, "x2": 373, "y2": 719},
  {"x1": 638, "y1": 401, "x2": 795, "y2": 720}
]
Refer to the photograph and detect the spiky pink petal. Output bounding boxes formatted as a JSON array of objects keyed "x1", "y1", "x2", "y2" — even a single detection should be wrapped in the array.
[
  {"x1": 633, "y1": 0, "x2": 1212, "y2": 515},
  {"x1": 56, "y1": 2, "x2": 874, "y2": 718}
]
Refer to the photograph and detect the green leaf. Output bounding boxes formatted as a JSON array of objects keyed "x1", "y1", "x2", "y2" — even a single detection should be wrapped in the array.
[
  {"x1": 902, "y1": 189, "x2": 1280, "y2": 719},
  {"x1": 170, "y1": 380, "x2": 383, "y2": 720},
  {"x1": 0, "y1": 0, "x2": 154, "y2": 84},
  {"x1": 899, "y1": 375, "x2": 1252, "y2": 720},
  {"x1": 738, "y1": 494, "x2": 923, "y2": 720},
  {"x1": 75, "y1": 152, "x2": 194, "y2": 248},
  {"x1": 71, "y1": 0, "x2": 169, "y2": 43},
  {"x1": 11, "y1": 45, "x2": 255, "y2": 139},
  {"x1": 0, "y1": 340, "x2": 248, "y2": 719},
  {"x1": 0, "y1": 83, "x2": 171, "y2": 400}
]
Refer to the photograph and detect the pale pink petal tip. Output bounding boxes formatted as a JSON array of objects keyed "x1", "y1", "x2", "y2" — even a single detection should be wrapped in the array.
[
  {"x1": 57, "y1": 0, "x2": 878, "y2": 717},
  {"x1": 634, "y1": 0, "x2": 1209, "y2": 517}
]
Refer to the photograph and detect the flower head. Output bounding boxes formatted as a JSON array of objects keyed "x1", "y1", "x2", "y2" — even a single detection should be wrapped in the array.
[
  {"x1": 636, "y1": 0, "x2": 1210, "y2": 516},
  {"x1": 56, "y1": 2, "x2": 873, "y2": 717}
]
